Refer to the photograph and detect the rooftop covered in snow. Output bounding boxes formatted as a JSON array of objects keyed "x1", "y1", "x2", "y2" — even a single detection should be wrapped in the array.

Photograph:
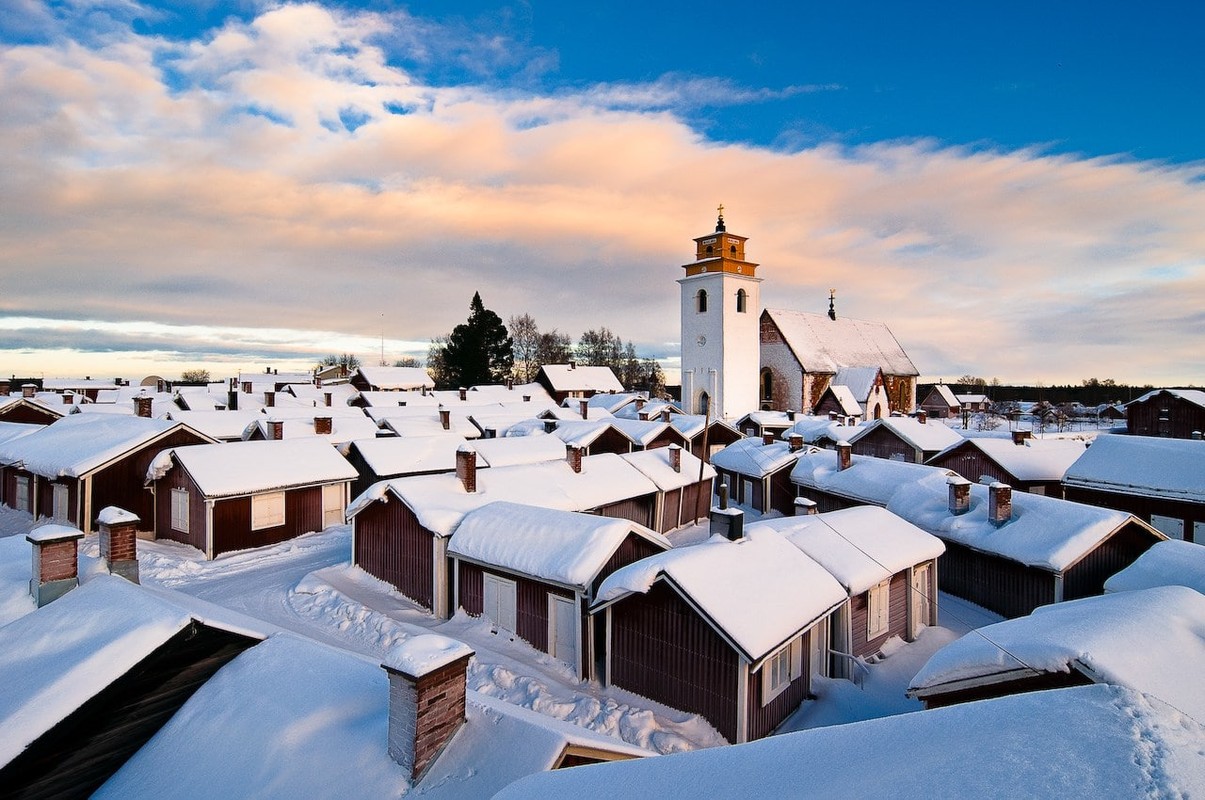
[{"x1": 148, "y1": 438, "x2": 357, "y2": 498}]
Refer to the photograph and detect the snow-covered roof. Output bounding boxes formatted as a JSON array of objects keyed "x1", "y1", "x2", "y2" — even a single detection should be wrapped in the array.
[
  {"x1": 493, "y1": 684, "x2": 1205, "y2": 799},
  {"x1": 784, "y1": 415, "x2": 859, "y2": 444},
  {"x1": 850, "y1": 417, "x2": 963, "y2": 453},
  {"x1": 161, "y1": 410, "x2": 264, "y2": 440},
  {"x1": 463, "y1": 382, "x2": 554, "y2": 405},
  {"x1": 238, "y1": 370, "x2": 312, "y2": 386},
  {"x1": 924, "y1": 384, "x2": 960, "y2": 408},
  {"x1": 287, "y1": 383, "x2": 359, "y2": 406},
  {"x1": 747, "y1": 507, "x2": 945, "y2": 595},
  {"x1": 150, "y1": 439, "x2": 357, "y2": 498},
  {"x1": 831, "y1": 366, "x2": 881, "y2": 403},
  {"x1": 376, "y1": 411, "x2": 482, "y2": 439},
  {"x1": 471, "y1": 432, "x2": 567, "y2": 468},
  {"x1": 0, "y1": 421, "x2": 41, "y2": 449},
  {"x1": 242, "y1": 413, "x2": 381, "y2": 445},
  {"x1": 1104, "y1": 540, "x2": 1205, "y2": 595},
  {"x1": 1127, "y1": 387, "x2": 1205, "y2": 410},
  {"x1": 0, "y1": 396, "x2": 65, "y2": 420},
  {"x1": 594, "y1": 529, "x2": 847, "y2": 664},
  {"x1": 551, "y1": 419, "x2": 615, "y2": 448},
  {"x1": 42, "y1": 378, "x2": 121, "y2": 391},
  {"x1": 449, "y1": 502, "x2": 669, "y2": 589},
  {"x1": 584, "y1": 392, "x2": 645, "y2": 414},
  {"x1": 711, "y1": 438, "x2": 803, "y2": 479},
  {"x1": 763, "y1": 308, "x2": 918, "y2": 377},
  {"x1": 0, "y1": 414, "x2": 211, "y2": 478},
  {"x1": 954, "y1": 393, "x2": 990, "y2": 404},
  {"x1": 538, "y1": 364, "x2": 624, "y2": 393},
  {"x1": 821, "y1": 383, "x2": 863, "y2": 415},
  {"x1": 608, "y1": 417, "x2": 674, "y2": 447},
  {"x1": 887, "y1": 479, "x2": 1154, "y2": 572},
  {"x1": 468, "y1": 405, "x2": 568, "y2": 437},
  {"x1": 932, "y1": 436, "x2": 1089, "y2": 481},
  {"x1": 347, "y1": 452, "x2": 659, "y2": 537},
  {"x1": 620, "y1": 447, "x2": 716, "y2": 491},
  {"x1": 344, "y1": 435, "x2": 462, "y2": 477},
  {"x1": 1063, "y1": 434, "x2": 1205, "y2": 504},
  {"x1": 354, "y1": 366, "x2": 434, "y2": 391},
  {"x1": 908, "y1": 586, "x2": 1205, "y2": 721},
  {"x1": 94, "y1": 631, "x2": 646, "y2": 799},
  {"x1": 791, "y1": 449, "x2": 954, "y2": 506},
  {"x1": 735, "y1": 410, "x2": 793, "y2": 431}
]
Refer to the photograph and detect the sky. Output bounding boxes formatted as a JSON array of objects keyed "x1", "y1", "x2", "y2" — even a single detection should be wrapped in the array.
[{"x1": 1, "y1": 0, "x2": 1203, "y2": 387}]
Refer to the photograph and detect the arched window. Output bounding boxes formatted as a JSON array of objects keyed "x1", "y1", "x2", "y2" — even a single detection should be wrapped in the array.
[
  {"x1": 736, "y1": 288, "x2": 747, "y2": 313},
  {"x1": 706, "y1": 245, "x2": 714, "y2": 255},
  {"x1": 697, "y1": 289, "x2": 708, "y2": 313},
  {"x1": 760, "y1": 368, "x2": 773, "y2": 403},
  {"x1": 730, "y1": 244, "x2": 737, "y2": 255},
  {"x1": 699, "y1": 391, "x2": 710, "y2": 417}
]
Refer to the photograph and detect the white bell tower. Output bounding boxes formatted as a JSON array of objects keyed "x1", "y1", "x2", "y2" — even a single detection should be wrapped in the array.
[{"x1": 678, "y1": 206, "x2": 762, "y2": 419}]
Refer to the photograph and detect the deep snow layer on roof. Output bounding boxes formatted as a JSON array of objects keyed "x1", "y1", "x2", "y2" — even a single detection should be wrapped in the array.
[
  {"x1": 0, "y1": 414, "x2": 202, "y2": 478},
  {"x1": 1063, "y1": 434, "x2": 1205, "y2": 503},
  {"x1": 162, "y1": 410, "x2": 263, "y2": 440},
  {"x1": 539, "y1": 364, "x2": 623, "y2": 392},
  {"x1": 347, "y1": 452, "x2": 658, "y2": 537},
  {"x1": 1105, "y1": 540, "x2": 1205, "y2": 595},
  {"x1": 595, "y1": 529, "x2": 846, "y2": 663},
  {"x1": 852, "y1": 417, "x2": 963, "y2": 453},
  {"x1": 934, "y1": 436, "x2": 1089, "y2": 481},
  {"x1": 620, "y1": 447, "x2": 715, "y2": 491},
  {"x1": 344, "y1": 435, "x2": 461, "y2": 476},
  {"x1": 908, "y1": 586, "x2": 1205, "y2": 720},
  {"x1": 763, "y1": 308, "x2": 918, "y2": 376},
  {"x1": 494, "y1": 684, "x2": 1205, "y2": 798},
  {"x1": 1128, "y1": 387, "x2": 1205, "y2": 410},
  {"x1": 747, "y1": 506, "x2": 945, "y2": 595},
  {"x1": 449, "y1": 502, "x2": 669, "y2": 588},
  {"x1": 354, "y1": 366, "x2": 433, "y2": 390},
  {"x1": 150, "y1": 438, "x2": 357, "y2": 498},
  {"x1": 791, "y1": 449, "x2": 953, "y2": 506},
  {"x1": 711, "y1": 437, "x2": 802, "y2": 478},
  {"x1": 887, "y1": 478, "x2": 1147, "y2": 572},
  {"x1": 0, "y1": 421, "x2": 41, "y2": 449},
  {"x1": 94, "y1": 631, "x2": 647, "y2": 800},
  {"x1": 824, "y1": 383, "x2": 863, "y2": 415},
  {"x1": 831, "y1": 366, "x2": 880, "y2": 403},
  {"x1": 243, "y1": 413, "x2": 380, "y2": 445}
]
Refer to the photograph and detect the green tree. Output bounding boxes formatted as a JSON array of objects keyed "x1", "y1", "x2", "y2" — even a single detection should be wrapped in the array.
[{"x1": 436, "y1": 292, "x2": 514, "y2": 388}]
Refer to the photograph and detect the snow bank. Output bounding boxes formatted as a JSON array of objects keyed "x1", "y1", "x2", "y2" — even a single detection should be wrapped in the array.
[{"x1": 1105, "y1": 539, "x2": 1205, "y2": 595}]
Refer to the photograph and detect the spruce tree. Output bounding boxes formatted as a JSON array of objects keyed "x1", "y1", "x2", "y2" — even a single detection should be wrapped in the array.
[{"x1": 439, "y1": 292, "x2": 514, "y2": 388}]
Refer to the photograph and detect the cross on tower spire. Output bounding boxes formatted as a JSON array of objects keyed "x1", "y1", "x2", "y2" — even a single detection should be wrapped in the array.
[{"x1": 715, "y1": 204, "x2": 726, "y2": 232}]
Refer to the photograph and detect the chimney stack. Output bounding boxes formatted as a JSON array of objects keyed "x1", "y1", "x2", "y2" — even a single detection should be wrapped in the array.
[
  {"x1": 27, "y1": 524, "x2": 84, "y2": 606},
  {"x1": 710, "y1": 484, "x2": 745, "y2": 541},
  {"x1": 638, "y1": 410, "x2": 650, "y2": 421},
  {"x1": 762, "y1": 431, "x2": 775, "y2": 446},
  {"x1": 455, "y1": 446, "x2": 477, "y2": 493},
  {"x1": 947, "y1": 475, "x2": 971, "y2": 515},
  {"x1": 22, "y1": 383, "x2": 36, "y2": 398},
  {"x1": 668, "y1": 444, "x2": 681, "y2": 473},
  {"x1": 579, "y1": 399, "x2": 589, "y2": 420},
  {"x1": 458, "y1": 387, "x2": 467, "y2": 401},
  {"x1": 242, "y1": 381, "x2": 252, "y2": 394},
  {"x1": 314, "y1": 415, "x2": 333, "y2": 436},
  {"x1": 439, "y1": 408, "x2": 451, "y2": 431},
  {"x1": 134, "y1": 392, "x2": 153, "y2": 418},
  {"x1": 788, "y1": 433, "x2": 804, "y2": 453},
  {"x1": 661, "y1": 407, "x2": 672, "y2": 423},
  {"x1": 988, "y1": 483, "x2": 1013, "y2": 526},
  {"x1": 1011, "y1": 430, "x2": 1032, "y2": 446},
  {"x1": 828, "y1": 410, "x2": 839, "y2": 421},
  {"x1": 543, "y1": 419, "x2": 557, "y2": 434},
  {"x1": 97, "y1": 506, "x2": 140, "y2": 583},
  {"x1": 62, "y1": 392, "x2": 73, "y2": 405},
  {"x1": 794, "y1": 497, "x2": 818, "y2": 516},
  {"x1": 382, "y1": 635, "x2": 474, "y2": 781},
  {"x1": 506, "y1": 378, "x2": 513, "y2": 390},
  {"x1": 566, "y1": 445, "x2": 583, "y2": 474},
  {"x1": 522, "y1": 395, "x2": 531, "y2": 402},
  {"x1": 786, "y1": 409, "x2": 796, "y2": 422},
  {"x1": 916, "y1": 410, "x2": 927, "y2": 425},
  {"x1": 0, "y1": 381, "x2": 9, "y2": 396},
  {"x1": 324, "y1": 391, "x2": 332, "y2": 407},
  {"x1": 267, "y1": 419, "x2": 283, "y2": 440},
  {"x1": 264, "y1": 390, "x2": 275, "y2": 407},
  {"x1": 568, "y1": 361, "x2": 576, "y2": 370},
  {"x1": 836, "y1": 441, "x2": 852, "y2": 471},
  {"x1": 635, "y1": 397, "x2": 646, "y2": 412}
]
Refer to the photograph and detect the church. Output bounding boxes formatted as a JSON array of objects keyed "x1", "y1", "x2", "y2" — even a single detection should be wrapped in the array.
[{"x1": 679, "y1": 209, "x2": 918, "y2": 420}]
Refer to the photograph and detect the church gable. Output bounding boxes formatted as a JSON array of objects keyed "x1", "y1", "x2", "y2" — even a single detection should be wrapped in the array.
[{"x1": 761, "y1": 308, "x2": 918, "y2": 378}]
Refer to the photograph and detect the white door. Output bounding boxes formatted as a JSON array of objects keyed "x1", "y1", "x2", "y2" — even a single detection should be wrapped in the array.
[
  {"x1": 911, "y1": 563, "x2": 933, "y2": 634},
  {"x1": 808, "y1": 617, "x2": 827, "y2": 678},
  {"x1": 52, "y1": 484, "x2": 69, "y2": 521},
  {"x1": 1151, "y1": 514, "x2": 1185, "y2": 540},
  {"x1": 482, "y1": 574, "x2": 517, "y2": 633},
  {"x1": 548, "y1": 595, "x2": 578, "y2": 673},
  {"x1": 321, "y1": 483, "x2": 344, "y2": 528}
]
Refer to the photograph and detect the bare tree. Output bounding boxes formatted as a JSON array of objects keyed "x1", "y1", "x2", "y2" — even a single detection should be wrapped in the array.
[{"x1": 508, "y1": 313, "x2": 541, "y2": 383}]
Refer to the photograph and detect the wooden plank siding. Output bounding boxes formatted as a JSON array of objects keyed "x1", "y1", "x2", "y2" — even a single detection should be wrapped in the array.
[
  {"x1": 593, "y1": 494, "x2": 656, "y2": 529},
  {"x1": 938, "y1": 542, "x2": 1056, "y2": 619},
  {"x1": 88, "y1": 427, "x2": 211, "y2": 532},
  {"x1": 609, "y1": 580, "x2": 741, "y2": 743},
  {"x1": 1127, "y1": 393, "x2": 1205, "y2": 439},
  {"x1": 660, "y1": 487, "x2": 683, "y2": 532},
  {"x1": 746, "y1": 629, "x2": 811, "y2": 742},
  {"x1": 769, "y1": 469, "x2": 796, "y2": 516},
  {"x1": 204, "y1": 486, "x2": 324, "y2": 557},
  {"x1": 849, "y1": 571, "x2": 909, "y2": 659},
  {"x1": 154, "y1": 467, "x2": 208, "y2": 552},
  {"x1": 1063, "y1": 485, "x2": 1205, "y2": 544},
  {"x1": 354, "y1": 501, "x2": 435, "y2": 609},
  {"x1": 851, "y1": 426, "x2": 920, "y2": 463},
  {"x1": 589, "y1": 534, "x2": 668, "y2": 599},
  {"x1": 457, "y1": 561, "x2": 573, "y2": 653},
  {"x1": 1063, "y1": 523, "x2": 1160, "y2": 600},
  {"x1": 0, "y1": 403, "x2": 60, "y2": 425}
]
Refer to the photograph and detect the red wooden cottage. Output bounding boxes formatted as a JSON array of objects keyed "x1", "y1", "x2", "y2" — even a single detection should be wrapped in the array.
[
  {"x1": 0, "y1": 415, "x2": 214, "y2": 533},
  {"x1": 0, "y1": 394, "x2": 65, "y2": 425},
  {"x1": 927, "y1": 434, "x2": 1087, "y2": 495},
  {"x1": 593, "y1": 526, "x2": 847, "y2": 743},
  {"x1": 710, "y1": 435, "x2": 809, "y2": 516},
  {"x1": 619, "y1": 445, "x2": 715, "y2": 533},
  {"x1": 1125, "y1": 388, "x2": 1205, "y2": 439},
  {"x1": 848, "y1": 416, "x2": 962, "y2": 464},
  {"x1": 448, "y1": 501, "x2": 671, "y2": 679},
  {"x1": 918, "y1": 384, "x2": 960, "y2": 419},
  {"x1": 147, "y1": 438, "x2": 357, "y2": 558}
]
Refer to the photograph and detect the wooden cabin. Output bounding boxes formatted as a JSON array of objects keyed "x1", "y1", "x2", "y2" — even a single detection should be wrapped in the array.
[
  {"x1": 620, "y1": 445, "x2": 715, "y2": 533},
  {"x1": 848, "y1": 416, "x2": 962, "y2": 464},
  {"x1": 710, "y1": 436, "x2": 807, "y2": 516},
  {"x1": 927, "y1": 434, "x2": 1087, "y2": 495},
  {"x1": 918, "y1": 384, "x2": 960, "y2": 419},
  {"x1": 1125, "y1": 388, "x2": 1205, "y2": 439}
]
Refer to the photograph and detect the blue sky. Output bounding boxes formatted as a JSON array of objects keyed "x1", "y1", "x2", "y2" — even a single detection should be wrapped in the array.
[{"x1": 1, "y1": 0, "x2": 1203, "y2": 386}]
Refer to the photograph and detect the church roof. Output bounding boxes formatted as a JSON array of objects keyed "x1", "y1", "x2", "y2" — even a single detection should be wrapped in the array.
[{"x1": 763, "y1": 308, "x2": 918, "y2": 377}]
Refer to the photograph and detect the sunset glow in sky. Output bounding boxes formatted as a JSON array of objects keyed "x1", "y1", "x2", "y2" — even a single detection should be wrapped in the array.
[{"x1": 2, "y1": 1, "x2": 1203, "y2": 385}]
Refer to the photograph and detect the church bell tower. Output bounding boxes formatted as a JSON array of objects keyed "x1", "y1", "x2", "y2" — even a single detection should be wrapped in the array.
[{"x1": 678, "y1": 207, "x2": 762, "y2": 419}]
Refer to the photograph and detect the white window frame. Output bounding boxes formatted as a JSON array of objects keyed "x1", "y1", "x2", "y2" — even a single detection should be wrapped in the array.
[
  {"x1": 1151, "y1": 513, "x2": 1185, "y2": 540},
  {"x1": 482, "y1": 573, "x2": 518, "y2": 633},
  {"x1": 251, "y1": 490, "x2": 286, "y2": 531},
  {"x1": 761, "y1": 636, "x2": 804, "y2": 706},
  {"x1": 868, "y1": 579, "x2": 891, "y2": 639},
  {"x1": 52, "y1": 483, "x2": 69, "y2": 520},
  {"x1": 171, "y1": 488, "x2": 190, "y2": 533},
  {"x1": 321, "y1": 483, "x2": 344, "y2": 529},
  {"x1": 15, "y1": 475, "x2": 30, "y2": 513}
]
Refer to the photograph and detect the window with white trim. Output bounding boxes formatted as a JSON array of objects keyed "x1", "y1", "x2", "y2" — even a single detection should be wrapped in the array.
[
  {"x1": 171, "y1": 488, "x2": 189, "y2": 533},
  {"x1": 15, "y1": 476, "x2": 30, "y2": 513},
  {"x1": 251, "y1": 491, "x2": 286, "y2": 530},
  {"x1": 867, "y1": 579, "x2": 891, "y2": 638},
  {"x1": 761, "y1": 636, "x2": 804, "y2": 705}
]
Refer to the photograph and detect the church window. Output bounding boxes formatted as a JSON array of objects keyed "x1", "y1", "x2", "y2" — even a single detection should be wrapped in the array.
[
  {"x1": 736, "y1": 289, "x2": 747, "y2": 313},
  {"x1": 761, "y1": 369, "x2": 773, "y2": 402},
  {"x1": 699, "y1": 391, "x2": 710, "y2": 417},
  {"x1": 697, "y1": 289, "x2": 708, "y2": 313},
  {"x1": 730, "y1": 244, "x2": 737, "y2": 255},
  {"x1": 706, "y1": 245, "x2": 714, "y2": 255}
]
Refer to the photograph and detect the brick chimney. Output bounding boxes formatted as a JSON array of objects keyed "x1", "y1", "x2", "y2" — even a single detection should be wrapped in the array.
[
  {"x1": 242, "y1": 381, "x2": 252, "y2": 394},
  {"x1": 794, "y1": 497, "x2": 818, "y2": 516},
  {"x1": 382, "y1": 635, "x2": 474, "y2": 781},
  {"x1": 762, "y1": 431, "x2": 775, "y2": 446},
  {"x1": 264, "y1": 390, "x2": 275, "y2": 407},
  {"x1": 1011, "y1": 430, "x2": 1032, "y2": 446},
  {"x1": 62, "y1": 392, "x2": 73, "y2": 405},
  {"x1": 506, "y1": 378, "x2": 514, "y2": 390},
  {"x1": 916, "y1": 410, "x2": 927, "y2": 425},
  {"x1": 567, "y1": 361, "x2": 576, "y2": 370},
  {"x1": 668, "y1": 444, "x2": 682, "y2": 473},
  {"x1": 458, "y1": 387, "x2": 468, "y2": 401},
  {"x1": 947, "y1": 475, "x2": 971, "y2": 515},
  {"x1": 266, "y1": 419, "x2": 283, "y2": 440},
  {"x1": 836, "y1": 441, "x2": 852, "y2": 471},
  {"x1": 323, "y1": 391, "x2": 332, "y2": 407},
  {"x1": 97, "y1": 506, "x2": 140, "y2": 583},
  {"x1": 638, "y1": 410, "x2": 650, "y2": 421},
  {"x1": 0, "y1": 381, "x2": 9, "y2": 396},
  {"x1": 828, "y1": 410, "x2": 839, "y2": 421},
  {"x1": 788, "y1": 433, "x2": 804, "y2": 453},
  {"x1": 27, "y1": 524, "x2": 84, "y2": 606},
  {"x1": 455, "y1": 446, "x2": 477, "y2": 493},
  {"x1": 134, "y1": 392, "x2": 153, "y2": 418},
  {"x1": 22, "y1": 383, "x2": 36, "y2": 398},
  {"x1": 710, "y1": 484, "x2": 745, "y2": 541},
  {"x1": 522, "y1": 395, "x2": 531, "y2": 402},
  {"x1": 786, "y1": 409, "x2": 797, "y2": 422},
  {"x1": 635, "y1": 397, "x2": 646, "y2": 412},
  {"x1": 314, "y1": 415, "x2": 333, "y2": 435},
  {"x1": 227, "y1": 378, "x2": 239, "y2": 411},
  {"x1": 988, "y1": 483, "x2": 1013, "y2": 526},
  {"x1": 661, "y1": 408, "x2": 672, "y2": 423},
  {"x1": 579, "y1": 399, "x2": 589, "y2": 419},
  {"x1": 439, "y1": 408, "x2": 451, "y2": 431},
  {"x1": 566, "y1": 445, "x2": 583, "y2": 474},
  {"x1": 543, "y1": 419, "x2": 557, "y2": 434}
]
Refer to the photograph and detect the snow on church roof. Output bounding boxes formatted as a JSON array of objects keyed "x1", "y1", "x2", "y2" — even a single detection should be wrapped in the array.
[
  {"x1": 594, "y1": 529, "x2": 847, "y2": 664},
  {"x1": 449, "y1": 502, "x2": 669, "y2": 589},
  {"x1": 908, "y1": 586, "x2": 1205, "y2": 721},
  {"x1": 763, "y1": 308, "x2": 918, "y2": 376}
]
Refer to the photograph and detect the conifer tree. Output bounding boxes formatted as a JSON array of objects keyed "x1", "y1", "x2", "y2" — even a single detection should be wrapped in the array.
[{"x1": 437, "y1": 292, "x2": 514, "y2": 388}]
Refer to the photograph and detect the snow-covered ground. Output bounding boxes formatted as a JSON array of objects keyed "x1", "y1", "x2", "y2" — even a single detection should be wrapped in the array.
[{"x1": 0, "y1": 504, "x2": 1003, "y2": 755}]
